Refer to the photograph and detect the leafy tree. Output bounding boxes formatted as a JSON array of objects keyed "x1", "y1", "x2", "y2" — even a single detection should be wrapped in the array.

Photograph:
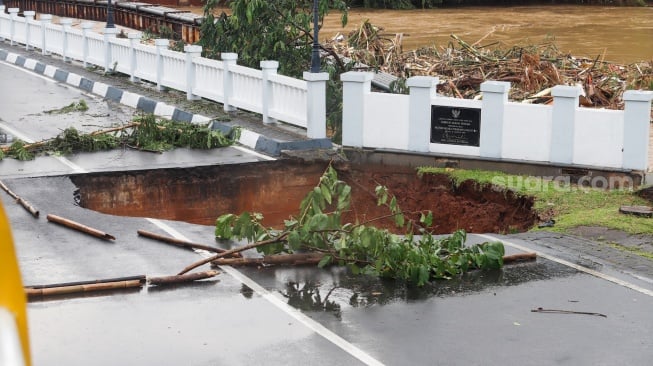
[{"x1": 199, "y1": 0, "x2": 348, "y2": 78}]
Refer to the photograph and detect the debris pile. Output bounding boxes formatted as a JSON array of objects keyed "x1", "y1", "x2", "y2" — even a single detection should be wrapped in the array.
[{"x1": 326, "y1": 21, "x2": 653, "y2": 110}]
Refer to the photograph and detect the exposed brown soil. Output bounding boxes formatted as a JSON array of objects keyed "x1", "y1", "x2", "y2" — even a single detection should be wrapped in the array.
[
  {"x1": 337, "y1": 164, "x2": 536, "y2": 234},
  {"x1": 73, "y1": 160, "x2": 537, "y2": 235}
]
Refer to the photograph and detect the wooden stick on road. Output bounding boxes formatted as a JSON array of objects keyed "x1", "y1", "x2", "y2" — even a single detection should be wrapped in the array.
[
  {"x1": 212, "y1": 253, "x2": 326, "y2": 267},
  {"x1": 46, "y1": 214, "x2": 116, "y2": 240},
  {"x1": 25, "y1": 279, "x2": 145, "y2": 298},
  {"x1": 0, "y1": 180, "x2": 40, "y2": 218},
  {"x1": 137, "y1": 229, "x2": 242, "y2": 257},
  {"x1": 148, "y1": 270, "x2": 220, "y2": 286}
]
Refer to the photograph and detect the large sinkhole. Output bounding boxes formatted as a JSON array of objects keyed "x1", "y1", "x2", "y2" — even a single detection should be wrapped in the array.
[{"x1": 71, "y1": 160, "x2": 537, "y2": 234}]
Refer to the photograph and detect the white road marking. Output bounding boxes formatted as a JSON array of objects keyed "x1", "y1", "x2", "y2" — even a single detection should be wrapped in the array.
[
  {"x1": 231, "y1": 145, "x2": 276, "y2": 161},
  {"x1": 146, "y1": 218, "x2": 385, "y2": 366},
  {"x1": 478, "y1": 234, "x2": 653, "y2": 297}
]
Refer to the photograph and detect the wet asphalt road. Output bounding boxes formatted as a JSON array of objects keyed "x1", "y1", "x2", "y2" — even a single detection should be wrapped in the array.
[{"x1": 2, "y1": 52, "x2": 653, "y2": 366}]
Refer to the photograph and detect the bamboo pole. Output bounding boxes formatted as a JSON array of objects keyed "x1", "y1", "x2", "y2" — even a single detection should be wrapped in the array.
[
  {"x1": 502, "y1": 252, "x2": 537, "y2": 264},
  {"x1": 46, "y1": 214, "x2": 116, "y2": 240},
  {"x1": 212, "y1": 253, "x2": 326, "y2": 267},
  {"x1": 148, "y1": 270, "x2": 219, "y2": 286},
  {"x1": 137, "y1": 229, "x2": 242, "y2": 257},
  {"x1": 26, "y1": 275, "x2": 147, "y2": 289},
  {"x1": 25, "y1": 279, "x2": 144, "y2": 298},
  {"x1": 0, "y1": 180, "x2": 39, "y2": 218}
]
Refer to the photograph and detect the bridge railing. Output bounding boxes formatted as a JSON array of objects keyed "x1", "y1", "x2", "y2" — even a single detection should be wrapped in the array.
[
  {"x1": 342, "y1": 72, "x2": 653, "y2": 172},
  {"x1": 0, "y1": 7, "x2": 328, "y2": 138}
]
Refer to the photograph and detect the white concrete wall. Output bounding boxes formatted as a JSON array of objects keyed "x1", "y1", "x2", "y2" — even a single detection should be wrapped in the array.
[
  {"x1": 574, "y1": 109, "x2": 624, "y2": 168},
  {"x1": 502, "y1": 103, "x2": 552, "y2": 162},
  {"x1": 364, "y1": 92, "x2": 409, "y2": 150}
]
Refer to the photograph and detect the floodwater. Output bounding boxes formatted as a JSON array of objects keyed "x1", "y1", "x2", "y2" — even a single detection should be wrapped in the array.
[
  {"x1": 320, "y1": 5, "x2": 653, "y2": 64},
  {"x1": 189, "y1": 5, "x2": 652, "y2": 63}
]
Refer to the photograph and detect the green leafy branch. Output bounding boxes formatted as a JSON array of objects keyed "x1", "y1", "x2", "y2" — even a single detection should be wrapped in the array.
[{"x1": 179, "y1": 164, "x2": 505, "y2": 286}]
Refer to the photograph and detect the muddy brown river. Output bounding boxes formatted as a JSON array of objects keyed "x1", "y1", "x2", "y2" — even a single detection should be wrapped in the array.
[
  {"x1": 320, "y1": 5, "x2": 652, "y2": 64},
  {"x1": 202, "y1": 4, "x2": 652, "y2": 64}
]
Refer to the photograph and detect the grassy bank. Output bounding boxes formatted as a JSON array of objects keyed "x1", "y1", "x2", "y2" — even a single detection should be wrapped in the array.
[{"x1": 418, "y1": 167, "x2": 652, "y2": 235}]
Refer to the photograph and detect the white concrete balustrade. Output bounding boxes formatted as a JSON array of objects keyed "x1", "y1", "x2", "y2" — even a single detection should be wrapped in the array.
[
  {"x1": 0, "y1": 8, "x2": 327, "y2": 137},
  {"x1": 341, "y1": 71, "x2": 653, "y2": 172}
]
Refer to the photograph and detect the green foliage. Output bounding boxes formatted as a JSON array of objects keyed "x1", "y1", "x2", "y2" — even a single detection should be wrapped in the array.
[
  {"x1": 44, "y1": 100, "x2": 88, "y2": 114},
  {"x1": 0, "y1": 115, "x2": 239, "y2": 161},
  {"x1": 199, "y1": 0, "x2": 348, "y2": 78},
  {"x1": 215, "y1": 165, "x2": 505, "y2": 286}
]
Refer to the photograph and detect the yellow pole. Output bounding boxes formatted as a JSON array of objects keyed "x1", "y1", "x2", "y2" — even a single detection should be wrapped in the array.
[{"x1": 0, "y1": 202, "x2": 31, "y2": 365}]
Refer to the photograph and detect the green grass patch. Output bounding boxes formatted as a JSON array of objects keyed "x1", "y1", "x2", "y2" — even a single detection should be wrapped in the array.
[{"x1": 418, "y1": 167, "x2": 653, "y2": 235}]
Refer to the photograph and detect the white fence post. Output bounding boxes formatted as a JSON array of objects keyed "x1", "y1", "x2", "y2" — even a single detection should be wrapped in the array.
[
  {"x1": 0, "y1": 6, "x2": 5, "y2": 41},
  {"x1": 103, "y1": 27, "x2": 119, "y2": 72},
  {"x1": 341, "y1": 71, "x2": 373, "y2": 147},
  {"x1": 550, "y1": 85, "x2": 581, "y2": 165},
  {"x1": 407, "y1": 76, "x2": 438, "y2": 152},
  {"x1": 622, "y1": 90, "x2": 653, "y2": 170},
  {"x1": 260, "y1": 60, "x2": 279, "y2": 124},
  {"x1": 127, "y1": 32, "x2": 140, "y2": 82},
  {"x1": 23, "y1": 11, "x2": 35, "y2": 50},
  {"x1": 479, "y1": 81, "x2": 510, "y2": 158},
  {"x1": 40, "y1": 14, "x2": 51, "y2": 55},
  {"x1": 154, "y1": 38, "x2": 168, "y2": 91},
  {"x1": 185, "y1": 44, "x2": 202, "y2": 101},
  {"x1": 80, "y1": 22, "x2": 93, "y2": 67},
  {"x1": 222, "y1": 52, "x2": 238, "y2": 112},
  {"x1": 8, "y1": 8, "x2": 18, "y2": 46},
  {"x1": 60, "y1": 19, "x2": 73, "y2": 62},
  {"x1": 303, "y1": 71, "x2": 329, "y2": 139}
]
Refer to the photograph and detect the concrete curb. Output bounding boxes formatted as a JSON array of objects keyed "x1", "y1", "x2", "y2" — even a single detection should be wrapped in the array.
[{"x1": 0, "y1": 47, "x2": 332, "y2": 156}]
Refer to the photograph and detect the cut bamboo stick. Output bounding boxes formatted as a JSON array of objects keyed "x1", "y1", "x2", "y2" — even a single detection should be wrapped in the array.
[
  {"x1": 137, "y1": 229, "x2": 241, "y2": 257},
  {"x1": 503, "y1": 252, "x2": 537, "y2": 264},
  {"x1": 0, "y1": 180, "x2": 40, "y2": 218},
  {"x1": 148, "y1": 270, "x2": 219, "y2": 286},
  {"x1": 46, "y1": 214, "x2": 116, "y2": 240},
  {"x1": 25, "y1": 279, "x2": 144, "y2": 298},
  {"x1": 26, "y1": 275, "x2": 147, "y2": 289},
  {"x1": 212, "y1": 253, "x2": 326, "y2": 267}
]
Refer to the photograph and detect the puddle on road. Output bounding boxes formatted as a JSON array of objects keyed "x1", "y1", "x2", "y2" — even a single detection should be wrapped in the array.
[{"x1": 238, "y1": 260, "x2": 579, "y2": 319}]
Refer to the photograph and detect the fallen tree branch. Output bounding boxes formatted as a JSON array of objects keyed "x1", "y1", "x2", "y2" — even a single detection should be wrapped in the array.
[
  {"x1": 177, "y1": 233, "x2": 288, "y2": 275},
  {"x1": 212, "y1": 252, "x2": 326, "y2": 267},
  {"x1": 25, "y1": 275, "x2": 146, "y2": 289},
  {"x1": 0, "y1": 180, "x2": 40, "y2": 217},
  {"x1": 47, "y1": 214, "x2": 116, "y2": 240},
  {"x1": 531, "y1": 307, "x2": 607, "y2": 318},
  {"x1": 148, "y1": 270, "x2": 219, "y2": 286},
  {"x1": 137, "y1": 229, "x2": 241, "y2": 257}
]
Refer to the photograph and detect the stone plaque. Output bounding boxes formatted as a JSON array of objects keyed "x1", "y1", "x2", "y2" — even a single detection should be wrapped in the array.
[{"x1": 430, "y1": 106, "x2": 481, "y2": 146}]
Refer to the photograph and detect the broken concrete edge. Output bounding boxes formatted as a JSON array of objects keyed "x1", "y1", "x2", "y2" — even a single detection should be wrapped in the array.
[{"x1": 0, "y1": 47, "x2": 332, "y2": 157}]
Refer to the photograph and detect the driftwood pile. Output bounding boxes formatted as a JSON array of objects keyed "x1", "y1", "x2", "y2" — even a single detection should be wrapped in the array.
[{"x1": 327, "y1": 21, "x2": 653, "y2": 111}]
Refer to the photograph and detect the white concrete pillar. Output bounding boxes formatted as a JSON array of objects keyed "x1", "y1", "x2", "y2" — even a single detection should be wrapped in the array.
[
  {"x1": 550, "y1": 85, "x2": 581, "y2": 165},
  {"x1": 154, "y1": 38, "x2": 168, "y2": 91},
  {"x1": 23, "y1": 11, "x2": 35, "y2": 51},
  {"x1": 127, "y1": 32, "x2": 140, "y2": 82},
  {"x1": 39, "y1": 14, "x2": 52, "y2": 55},
  {"x1": 0, "y1": 6, "x2": 5, "y2": 41},
  {"x1": 479, "y1": 81, "x2": 510, "y2": 158},
  {"x1": 260, "y1": 60, "x2": 279, "y2": 124},
  {"x1": 303, "y1": 71, "x2": 329, "y2": 139},
  {"x1": 341, "y1": 72, "x2": 374, "y2": 148},
  {"x1": 60, "y1": 18, "x2": 73, "y2": 63},
  {"x1": 8, "y1": 8, "x2": 18, "y2": 46},
  {"x1": 81, "y1": 22, "x2": 93, "y2": 67},
  {"x1": 103, "y1": 27, "x2": 119, "y2": 72},
  {"x1": 222, "y1": 52, "x2": 238, "y2": 112},
  {"x1": 185, "y1": 44, "x2": 202, "y2": 101},
  {"x1": 622, "y1": 90, "x2": 653, "y2": 170},
  {"x1": 407, "y1": 76, "x2": 438, "y2": 152}
]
